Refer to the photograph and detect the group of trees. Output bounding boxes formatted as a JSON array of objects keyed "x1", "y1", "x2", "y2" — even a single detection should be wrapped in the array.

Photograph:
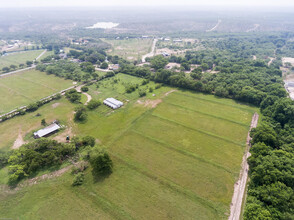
[
  {"x1": 1, "y1": 60, "x2": 34, "y2": 73},
  {"x1": 3, "y1": 135, "x2": 113, "y2": 186},
  {"x1": 37, "y1": 60, "x2": 98, "y2": 82}
]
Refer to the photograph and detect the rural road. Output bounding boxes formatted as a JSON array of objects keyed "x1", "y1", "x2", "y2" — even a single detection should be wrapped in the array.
[
  {"x1": 246, "y1": 24, "x2": 260, "y2": 32},
  {"x1": 142, "y1": 39, "x2": 158, "y2": 63},
  {"x1": 36, "y1": 49, "x2": 47, "y2": 60},
  {"x1": 0, "y1": 65, "x2": 36, "y2": 78},
  {"x1": 228, "y1": 112, "x2": 259, "y2": 220},
  {"x1": 76, "y1": 85, "x2": 92, "y2": 105},
  {"x1": 0, "y1": 49, "x2": 47, "y2": 78},
  {"x1": 206, "y1": 19, "x2": 222, "y2": 32}
]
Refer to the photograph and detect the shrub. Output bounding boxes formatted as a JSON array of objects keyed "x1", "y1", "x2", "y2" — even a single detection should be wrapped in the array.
[
  {"x1": 138, "y1": 89, "x2": 146, "y2": 97},
  {"x1": 65, "y1": 90, "x2": 81, "y2": 103},
  {"x1": 81, "y1": 86, "x2": 89, "y2": 92},
  {"x1": 82, "y1": 136, "x2": 96, "y2": 147},
  {"x1": 149, "y1": 87, "x2": 154, "y2": 93},
  {"x1": 72, "y1": 173, "x2": 85, "y2": 186},
  {"x1": 100, "y1": 62, "x2": 108, "y2": 69},
  {"x1": 89, "y1": 147, "x2": 113, "y2": 176},
  {"x1": 26, "y1": 103, "x2": 39, "y2": 112},
  {"x1": 87, "y1": 100, "x2": 101, "y2": 110},
  {"x1": 125, "y1": 84, "x2": 136, "y2": 93},
  {"x1": 155, "y1": 84, "x2": 162, "y2": 89},
  {"x1": 74, "y1": 106, "x2": 88, "y2": 122},
  {"x1": 141, "y1": 79, "x2": 150, "y2": 85}
]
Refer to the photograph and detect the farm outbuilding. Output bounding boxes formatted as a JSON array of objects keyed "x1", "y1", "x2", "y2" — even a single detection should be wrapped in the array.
[
  {"x1": 103, "y1": 98, "x2": 123, "y2": 109},
  {"x1": 34, "y1": 123, "x2": 61, "y2": 138}
]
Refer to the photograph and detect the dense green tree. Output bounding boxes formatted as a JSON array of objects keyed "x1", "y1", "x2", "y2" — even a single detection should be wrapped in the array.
[
  {"x1": 74, "y1": 106, "x2": 88, "y2": 122},
  {"x1": 150, "y1": 55, "x2": 168, "y2": 70},
  {"x1": 89, "y1": 147, "x2": 113, "y2": 176}
]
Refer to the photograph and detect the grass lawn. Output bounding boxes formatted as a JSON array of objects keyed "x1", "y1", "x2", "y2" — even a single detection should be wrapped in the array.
[
  {"x1": 0, "y1": 73, "x2": 258, "y2": 219},
  {"x1": 0, "y1": 69, "x2": 73, "y2": 114},
  {"x1": 103, "y1": 38, "x2": 153, "y2": 61},
  {"x1": 0, "y1": 50, "x2": 50, "y2": 71}
]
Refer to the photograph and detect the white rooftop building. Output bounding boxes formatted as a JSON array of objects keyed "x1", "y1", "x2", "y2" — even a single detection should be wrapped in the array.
[
  {"x1": 34, "y1": 123, "x2": 61, "y2": 138},
  {"x1": 103, "y1": 98, "x2": 123, "y2": 109}
]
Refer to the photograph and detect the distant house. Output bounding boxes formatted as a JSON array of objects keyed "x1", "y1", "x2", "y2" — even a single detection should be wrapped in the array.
[
  {"x1": 162, "y1": 52, "x2": 170, "y2": 57},
  {"x1": 173, "y1": 39, "x2": 183, "y2": 43},
  {"x1": 103, "y1": 98, "x2": 123, "y2": 109},
  {"x1": 164, "y1": 38, "x2": 170, "y2": 41},
  {"x1": 142, "y1": 35, "x2": 149, "y2": 39},
  {"x1": 59, "y1": 53, "x2": 67, "y2": 59},
  {"x1": 34, "y1": 123, "x2": 61, "y2": 139},
  {"x1": 109, "y1": 64, "x2": 120, "y2": 70}
]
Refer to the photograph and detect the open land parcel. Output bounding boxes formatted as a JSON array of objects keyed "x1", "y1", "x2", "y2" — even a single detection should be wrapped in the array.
[{"x1": 0, "y1": 73, "x2": 258, "y2": 219}]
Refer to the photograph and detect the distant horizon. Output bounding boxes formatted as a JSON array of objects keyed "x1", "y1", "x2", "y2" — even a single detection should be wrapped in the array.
[
  {"x1": 1, "y1": 5, "x2": 294, "y2": 12},
  {"x1": 1, "y1": 0, "x2": 294, "y2": 9}
]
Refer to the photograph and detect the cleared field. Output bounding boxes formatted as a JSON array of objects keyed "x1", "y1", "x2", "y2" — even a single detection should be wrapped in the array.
[
  {"x1": 0, "y1": 74, "x2": 258, "y2": 219},
  {"x1": 103, "y1": 38, "x2": 153, "y2": 61},
  {"x1": 0, "y1": 50, "x2": 51, "y2": 70},
  {"x1": 0, "y1": 69, "x2": 73, "y2": 114}
]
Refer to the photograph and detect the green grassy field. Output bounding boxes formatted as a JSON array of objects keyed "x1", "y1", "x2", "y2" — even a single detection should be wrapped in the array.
[
  {"x1": 0, "y1": 69, "x2": 73, "y2": 114},
  {"x1": 0, "y1": 50, "x2": 52, "y2": 70},
  {"x1": 0, "y1": 73, "x2": 258, "y2": 219},
  {"x1": 103, "y1": 38, "x2": 153, "y2": 61}
]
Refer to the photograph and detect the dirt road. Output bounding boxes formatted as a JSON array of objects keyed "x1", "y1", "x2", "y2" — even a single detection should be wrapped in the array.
[
  {"x1": 0, "y1": 65, "x2": 36, "y2": 78},
  {"x1": 228, "y1": 112, "x2": 259, "y2": 220},
  {"x1": 142, "y1": 39, "x2": 158, "y2": 63},
  {"x1": 76, "y1": 85, "x2": 92, "y2": 105},
  {"x1": 206, "y1": 19, "x2": 222, "y2": 32},
  {"x1": 246, "y1": 24, "x2": 260, "y2": 32},
  {"x1": 35, "y1": 49, "x2": 47, "y2": 60}
]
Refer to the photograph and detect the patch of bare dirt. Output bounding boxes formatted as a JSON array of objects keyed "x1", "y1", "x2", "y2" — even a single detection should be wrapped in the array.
[
  {"x1": 283, "y1": 57, "x2": 294, "y2": 66},
  {"x1": 12, "y1": 129, "x2": 26, "y2": 149},
  {"x1": 164, "y1": 89, "x2": 176, "y2": 97},
  {"x1": 51, "y1": 103, "x2": 60, "y2": 109},
  {"x1": 137, "y1": 99, "x2": 162, "y2": 108},
  {"x1": 53, "y1": 127, "x2": 73, "y2": 143}
]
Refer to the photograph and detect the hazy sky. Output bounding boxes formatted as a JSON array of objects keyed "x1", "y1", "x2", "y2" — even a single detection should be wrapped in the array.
[{"x1": 1, "y1": 0, "x2": 294, "y2": 8}]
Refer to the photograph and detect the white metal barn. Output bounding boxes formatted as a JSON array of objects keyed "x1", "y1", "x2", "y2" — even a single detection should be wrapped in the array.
[
  {"x1": 34, "y1": 123, "x2": 61, "y2": 138},
  {"x1": 103, "y1": 98, "x2": 123, "y2": 109}
]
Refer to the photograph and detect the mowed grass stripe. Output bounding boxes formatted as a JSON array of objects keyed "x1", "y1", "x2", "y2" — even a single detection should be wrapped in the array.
[
  {"x1": 110, "y1": 131, "x2": 236, "y2": 207},
  {"x1": 132, "y1": 115, "x2": 244, "y2": 173},
  {"x1": 110, "y1": 153, "x2": 224, "y2": 219},
  {"x1": 165, "y1": 101, "x2": 249, "y2": 127},
  {"x1": 165, "y1": 92, "x2": 253, "y2": 125},
  {"x1": 132, "y1": 129, "x2": 234, "y2": 174},
  {"x1": 173, "y1": 91, "x2": 256, "y2": 113},
  {"x1": 0, "y1": 82, "x2": 34, "y2": 101},
  {"x1": 151, "y1": 114, "x2": 244, "y2": 146},
  {"x1": 17, "y1": 75, "x2": 56, "y2": 91},
  {"x1": 72, "y1": 183, "x2": 135, "y2": 220},
  {"x1": 153, "y1": 102, "x2": 249, "y2": 144}
]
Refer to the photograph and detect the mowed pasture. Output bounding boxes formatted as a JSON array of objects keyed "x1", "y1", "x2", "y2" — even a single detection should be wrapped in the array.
[
  {"x1": 0, "y1": 69, "x2": 73, "y2": 114},
  {"x1": 0, "y1": 50, "x2": 51, "y2": 70},
  {"x1": 0, "y1": 74, "x2": 258, "y2": 219},
  {"x1": 103, "y1": 38, "x2": 153, "y2": 61}
]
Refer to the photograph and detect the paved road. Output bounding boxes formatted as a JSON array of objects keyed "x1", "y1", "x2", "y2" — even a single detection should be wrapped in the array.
[
  {"x1": 0, "y1": 65, "x2": 36, "y2": 78},
  {"x1": 36, "y1": 49, "x2": 47, "y2": 60},
  {"x1": 0, "y1": 49, "x2": 47, "y2": 78},
  {"x1": 142, "y1": 39, "x2": 158, "y2": 63},
  {"x1": 228, "y1": 113, "x2": 259, "y2": 220},
  {"x1": 206, "y1": 19, "x2": 222, "y2": 32}
]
